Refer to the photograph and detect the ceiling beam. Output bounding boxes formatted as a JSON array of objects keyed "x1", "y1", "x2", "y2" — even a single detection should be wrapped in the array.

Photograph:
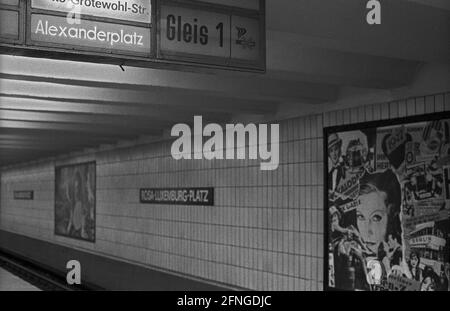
[
  {"x1": 0, "y1": 144, "x2": 84, "y2": 151},
  {"x1": 0, "y1": 78, "x2": 279, "y2": 115},
  {"x1": 0, "y1": 150, "x2": 59, "y2": 159},
  {"x1": 0, "y1": 95, "x2": 231, "y2": 121},
  {"x1": 0, "y1": 139, "x2": 107, "y2": 149},
  {"x1": 0, "y1": 109, "x2": 175, "y2": 130},
  {"x1": 0, "y1": 56, "x2": 339, "y2": 103},
  {"x1": 0, "y1": 130, "x2": 122, "y2": 143},
  {"x1": 0, "y1": 120, "x2": 161, "y2": 137}
]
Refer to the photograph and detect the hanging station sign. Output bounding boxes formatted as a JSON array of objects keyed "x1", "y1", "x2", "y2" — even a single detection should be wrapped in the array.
[
  {"x1": 0, "y1": 0, "x2": 265, "y2": 72},
  {"x1": 28, "y1": 0, "x2": 153, "y2": 58}
]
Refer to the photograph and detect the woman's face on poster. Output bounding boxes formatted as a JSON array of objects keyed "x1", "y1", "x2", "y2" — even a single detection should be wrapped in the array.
[
  {"x1": 421, "y1": 277, "x2": 435, "y2": 291},
  {"x1": 410, "y1": 254, "x2": 419, "y2": 268},
  {"x1": 357, "y1": 191, "x2": 388, "y2": 254}
]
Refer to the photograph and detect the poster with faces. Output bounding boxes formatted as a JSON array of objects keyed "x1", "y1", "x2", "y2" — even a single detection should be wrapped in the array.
[{"x1": 326, "y1": 117, "x2": 450, "y2": 291}]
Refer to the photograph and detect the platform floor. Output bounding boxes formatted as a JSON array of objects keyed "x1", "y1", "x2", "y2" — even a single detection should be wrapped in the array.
[{"x1": 0, "y1": 267, "x2": 40, "y2": 291}]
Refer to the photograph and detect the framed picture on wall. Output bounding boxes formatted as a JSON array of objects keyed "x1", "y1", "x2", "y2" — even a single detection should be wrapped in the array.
[
  {"x1": 324, "y1": 112, "x2": 450, "y2": 291},
  {"x1": 55, "y1": 162, "x2": 96, "y2": 242}
]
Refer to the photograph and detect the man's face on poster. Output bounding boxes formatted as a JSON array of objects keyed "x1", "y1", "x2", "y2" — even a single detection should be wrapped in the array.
[
  {"x1": 357, "y1": 191, "x2": 388, "y2": 254},
  {"x1": 329, "y1": 143, "x2": 341, "y2": 167}
]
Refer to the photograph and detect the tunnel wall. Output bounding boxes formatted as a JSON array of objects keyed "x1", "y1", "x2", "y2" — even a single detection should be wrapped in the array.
[{"x1": 0, "y1": 92, "x2": 449, "y2": 290}]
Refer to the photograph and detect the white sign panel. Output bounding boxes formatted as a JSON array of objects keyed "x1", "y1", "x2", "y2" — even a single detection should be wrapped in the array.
[
  {"x1": 30, "y1": 14, "x2": 151, "y2": 55},
  {"x1": 31, "y1": 0, "x2": 152, "y2": 23},
  {"x1": 0, "y1": 10, "x2": 19, "y2": 39},
  {"x1": 0, "y1": 0, "x2": 19, "y2": 6},
  {"x1": 231, "y1": 15, "x2": 261, "y2": 61},
  {"x1": 160, "y1": 5, "x2": 230, "y2": 58}
]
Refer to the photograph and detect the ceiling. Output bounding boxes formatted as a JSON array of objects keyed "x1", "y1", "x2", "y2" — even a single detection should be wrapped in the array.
[{"x1": 1, "y1": 0, "x2": 449, "y2": 167}]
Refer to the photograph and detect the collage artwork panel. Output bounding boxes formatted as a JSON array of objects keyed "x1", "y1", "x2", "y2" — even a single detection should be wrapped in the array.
[
  {"x1": 55, "y1": 162, "x2": 96, "y2": 242},
  {"x1": 327, "y1": 118, "x2": 450, "y2": 291}
]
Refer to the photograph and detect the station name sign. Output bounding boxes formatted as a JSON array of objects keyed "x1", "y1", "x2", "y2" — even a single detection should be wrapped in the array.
[
  {"x1": 31, "y1": 13, "x2": 151, "y2": 55},
  {"x1": 13, "y1": 190, "x2": 34, "y2": 200},
  {"x1": 0, "y1": 0, "x2": 265, "y2": 72},
  {"x1": 140, "y1": 188, "x2": 214, "y2": 206},
  {"x1": 31, "y1": 0, "x2": 152, "y2": 23}
]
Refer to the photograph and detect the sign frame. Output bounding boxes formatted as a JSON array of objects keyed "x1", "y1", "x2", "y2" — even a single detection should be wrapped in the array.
[
  {"x1": 156, "y1": 0, "x2": 265, "y2": 71},
  {"x1": 26, "y1": 0, "x2": 155, "y2": 59},
  {"x1": 323, "y1": 108, "x2": 450, "y2": 291},
  {"x1": 0, "y1": 0, "x2": 25, "y2": 44}
]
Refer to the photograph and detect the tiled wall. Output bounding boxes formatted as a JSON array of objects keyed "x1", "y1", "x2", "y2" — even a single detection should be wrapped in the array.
[{"x1": 1, "y1": 92, "x2": 449, "y2": 290}]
